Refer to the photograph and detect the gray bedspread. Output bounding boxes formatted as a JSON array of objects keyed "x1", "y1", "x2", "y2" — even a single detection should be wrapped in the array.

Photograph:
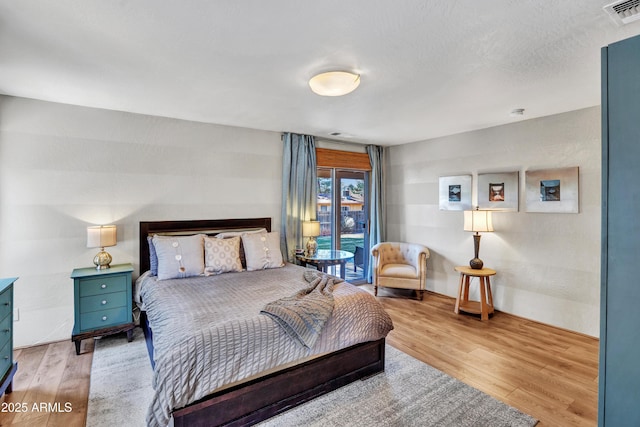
[{"x1": 139, "y1": 263, "x2": 393, "y2": 427}]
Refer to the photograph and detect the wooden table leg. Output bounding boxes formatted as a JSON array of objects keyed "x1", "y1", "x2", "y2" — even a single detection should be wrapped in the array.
[
  {"x1": 479, "y1": 277, "x2": 488, "y2": 321},
  {"x1": 454, "y1": 273, "x2": 465, "y2": 314},
  {"x1": 486, "y1": 276, "x2": 494, "y2": 309},
  {"x1": 463, "y1": 275, "x2": 471, "y2": 302}
]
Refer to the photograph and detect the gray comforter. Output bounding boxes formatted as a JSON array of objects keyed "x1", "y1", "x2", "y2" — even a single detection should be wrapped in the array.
[{"x1": 139, "y1": 263, "x2": 393, "y2": 427}]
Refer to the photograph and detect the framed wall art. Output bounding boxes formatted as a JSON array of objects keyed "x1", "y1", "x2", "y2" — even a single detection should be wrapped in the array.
[
  {"x1": 477, "y1": 172, "x2": 519, "y2": 212},
  {"x1": 525, "y1": 167, "x2": 579, "y2": 213},
  {"x1": 439, "y1": 175, "x2": 472, "y2": 211}
]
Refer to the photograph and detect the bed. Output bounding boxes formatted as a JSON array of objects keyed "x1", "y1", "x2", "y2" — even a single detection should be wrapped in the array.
[{"x1": 137, "y1": 218, "x2": 393, "y2": 427}]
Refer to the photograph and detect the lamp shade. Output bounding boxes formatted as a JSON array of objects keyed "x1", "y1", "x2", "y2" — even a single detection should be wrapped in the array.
[
  {"x1": 463, "y1": 210, "x2": 494, "y2": 233},
  {"x1": 87, "y1": 225, "x2": 117, "y2": 248},
  {"x1": 302, "y1": 221, "x2": 321, "y2": 237},
  {"x1": 309, "y1": 71, "x2": 360, "y2": 96}
]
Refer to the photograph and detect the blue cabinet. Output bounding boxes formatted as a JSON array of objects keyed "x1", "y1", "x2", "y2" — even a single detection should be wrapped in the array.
[
  {"x1": 0, "y1": 277, "x2": 17, "y2": 396},
  {"x1": 600, "y1": 33, "x2": 640, "y2": 426},
  {"x1": 71, "y1": 264, "x2": 134, "y2": 355}
]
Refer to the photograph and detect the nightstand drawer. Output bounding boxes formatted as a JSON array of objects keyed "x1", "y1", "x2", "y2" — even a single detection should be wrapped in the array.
[
  {"x1": 80, "y1": 292, "x2": 127, "y2": 313},
  {"x1": 0, "y1": 313, "x2": 11, "y2": 351},
  {"x1": 80, "y1": 306, "x2": 129, "y2": 331},
  {"x1": 0, "y1": 339, "x2": 11, "y2": 378},
  {"x1": 0, "y1": 287, "x2": 11, "y2": 321},
  {"x1": 79, "y1": 275, "x2": 127, "y2": 297}
]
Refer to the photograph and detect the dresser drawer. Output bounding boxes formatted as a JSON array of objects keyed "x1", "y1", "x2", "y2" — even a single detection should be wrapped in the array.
[
  {"x1": 80, "y1": 306, "x2": 129, "y2": 331},
  {"x1": 0, "y1": 313, "x2": 11, "y2": 351},
  {"x1": 80, "y1": 292, "x2": 127, "y2": 314},
  {"x1": 0, "y1": 339, "x2": 11, "y2": 379},
  {"x1": 0, "y1": 287, "x2": 11, "y2": 321},
  {"x1": 79, "y1": 275, "x2": 127, "y2": 297}
]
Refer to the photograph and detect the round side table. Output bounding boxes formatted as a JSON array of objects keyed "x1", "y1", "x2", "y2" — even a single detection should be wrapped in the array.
[
  {"x1": 454, "y1": 266, "x2": 496, "y2": 321},
  {"x1": 296, "y1": 250, "x2": 354, "y2": 279}
]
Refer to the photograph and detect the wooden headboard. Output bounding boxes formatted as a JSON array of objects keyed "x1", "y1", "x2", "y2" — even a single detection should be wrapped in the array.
[{"x1": 139, "y1": 217, "x2": 272, "y2": 273}]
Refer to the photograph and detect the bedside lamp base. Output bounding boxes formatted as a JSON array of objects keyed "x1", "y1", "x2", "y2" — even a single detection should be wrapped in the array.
[
  {"x1": 469, "y1": 234, "x2": 484, "y2": 270},
  {"x1": 469, "y1": 258, "x2": 484, "y2": 270},
  {"x1": 93, "y1": 248, "x2": 112, "y2": 270},
  {"x1": 306, "y1": 237, "x2": 318, "y2": 257}
]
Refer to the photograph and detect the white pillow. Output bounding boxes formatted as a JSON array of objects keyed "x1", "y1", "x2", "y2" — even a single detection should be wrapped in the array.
[
  {"x1": 241, "y1": 231, "x2": 284, "y2": 271},
  {"x1": 215, "y1": 228, "x2": 266, "y2": 239},
  {"x1": 204, "y1": 236, "x2": 243, "y2": 275},
  {"x1": 152, "y1": 234, "x2": 205, "y2": 280}
]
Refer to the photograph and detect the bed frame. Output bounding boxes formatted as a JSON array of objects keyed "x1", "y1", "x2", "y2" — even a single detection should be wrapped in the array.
[{"x1": 138, "y1": 218, "x2": 386, "y2": 427}]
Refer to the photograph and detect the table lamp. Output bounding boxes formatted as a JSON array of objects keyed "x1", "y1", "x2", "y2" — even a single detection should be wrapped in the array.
[
  {"x1": 463, "y1": 208, "x2": 493, "y2": 269},
  {"x1": 87, "y1": 225, "x2": 117, "y2": 269},
  {"x1": 302, "y1": 221, "x2": 321, "y2": 257}
]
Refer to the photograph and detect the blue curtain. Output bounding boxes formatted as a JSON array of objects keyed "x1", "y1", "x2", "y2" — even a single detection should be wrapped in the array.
[
  {"x1": 366, "y1": 145, "x2": 385, "y2": 282},
  {"x1": 281, "y1": 133, "x2": 317, "y2": 262}
]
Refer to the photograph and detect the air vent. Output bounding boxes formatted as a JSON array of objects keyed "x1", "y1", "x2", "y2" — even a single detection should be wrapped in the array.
[
  {"x1": 604, "y1": 0, "x2": 640, "y2": 25},
  {"x1": 328, "y1": 132, "x2": 354, "y2": 138}
]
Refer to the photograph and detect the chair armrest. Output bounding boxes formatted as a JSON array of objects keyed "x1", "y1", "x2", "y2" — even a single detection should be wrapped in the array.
[
  {"x1": 409, "y1": 244, "x2": 430, "y2": 267},
  {"x1": 371, "y1": 242, "x2": 382, "y2": 257}
]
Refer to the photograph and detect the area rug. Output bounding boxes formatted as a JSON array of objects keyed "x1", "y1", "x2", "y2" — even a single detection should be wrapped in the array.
[
  {"x1": 87, "y1": 328, "x2": 537, "y2": 427},
  {"x1": 86, "y1": 328, "x2": 152, "y2": 427}
]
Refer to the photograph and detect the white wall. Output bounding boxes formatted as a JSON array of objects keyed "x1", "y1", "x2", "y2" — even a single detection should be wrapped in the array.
[
  {"x1": 386, "y1": 107, "x2": 601, "y2": 337},
  {"x1": 0, "y1": 95, "x2": 601, "y2": 345},
  {"x1": 0, "y1": 96, "x2": 283, "y2": 347}
]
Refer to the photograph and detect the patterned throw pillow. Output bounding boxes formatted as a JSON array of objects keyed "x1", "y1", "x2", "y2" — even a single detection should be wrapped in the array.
[
  {"x1": 216, "y1": 228, "x2": 267, "y2": 269},
  {"x1": 241, "y1": 231, "x2": 284, "y2": 271},
  {"x1": 152, "y1": 234, "x2": 205, "y2": 280},
  {"x1": 204, "y1": 236, "x2": 243, "y2": 275}
]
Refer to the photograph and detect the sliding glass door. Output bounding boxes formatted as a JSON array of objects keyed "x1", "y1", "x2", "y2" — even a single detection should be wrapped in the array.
[{"x1": 317, "y1": 168, "x2": 368, "y2": 283}]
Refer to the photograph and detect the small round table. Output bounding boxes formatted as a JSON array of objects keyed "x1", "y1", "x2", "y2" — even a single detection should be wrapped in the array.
[
  {"x1": 454, "y1": 266, "x2": 496, "y2": 321},
  {"x1": 296, "y1": 250, "x2": 354, "y2": 279}
]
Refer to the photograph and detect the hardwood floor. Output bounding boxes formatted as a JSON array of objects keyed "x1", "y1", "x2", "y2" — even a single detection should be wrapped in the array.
[
  {"x1": 371, "y1": 287, "x2": 599, "y2": 427},
  {"x1": 1, "y1": 289, "x2": 598, "y2": 426},
  {"x1": 1, "y1": 339, "x2": 94, "y2": 427}
]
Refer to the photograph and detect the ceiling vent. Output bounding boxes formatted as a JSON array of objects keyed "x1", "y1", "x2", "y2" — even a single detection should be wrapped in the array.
[{"x1": 604, "y1": 0, "x2": 640, "y2": 25}]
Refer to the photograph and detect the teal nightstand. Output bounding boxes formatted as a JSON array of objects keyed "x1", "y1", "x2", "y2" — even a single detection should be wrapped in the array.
[
  {"x1": 0, "y1": 277, "x2": 18, "y2": 396},
  {"x1": 71, "y1": 264, "x2": 134, "y2": 355}
]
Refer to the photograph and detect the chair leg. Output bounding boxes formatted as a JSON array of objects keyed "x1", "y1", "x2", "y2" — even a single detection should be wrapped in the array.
[
  {"x1": 374, "y1": 286, "x2": 378, "y2": 296},
  {"x1": 418, "y1": 290, "x2": 424, "y2": 301}
]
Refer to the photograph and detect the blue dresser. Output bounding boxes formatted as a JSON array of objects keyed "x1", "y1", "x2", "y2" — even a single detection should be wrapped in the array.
[
  {"x1": 71, "y1": 264, "x2": 134, "y2": 355},
  {"x1": 0, "y1": 277, "x2": 17, "y2": 396}
]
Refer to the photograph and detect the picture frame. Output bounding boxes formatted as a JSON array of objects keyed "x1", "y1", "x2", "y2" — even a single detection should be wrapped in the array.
[
  {"x1": 439, "y1": 175, "x2": 472, "y2": 211},
  {"x1": 525, "y1": 167, "x2": 579, "y2": 213},
  {"x1": 477, "y1": 172, "x2": 519, "y2": 212}
]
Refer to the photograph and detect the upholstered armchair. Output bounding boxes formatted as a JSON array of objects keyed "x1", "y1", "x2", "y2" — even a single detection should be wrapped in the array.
[{"x1": 371, "y1": 242, "x2": 430, "y2": 300}]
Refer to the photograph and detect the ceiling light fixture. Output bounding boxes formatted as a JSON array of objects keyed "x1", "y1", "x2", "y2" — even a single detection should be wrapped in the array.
[{"x1": 309, "y1": 71, "x2": 360, "y2": 96}]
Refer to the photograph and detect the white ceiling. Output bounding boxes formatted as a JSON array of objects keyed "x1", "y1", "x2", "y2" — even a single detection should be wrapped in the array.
[{"x1": 1, "y1": 1, "x2": 639, "y2": 146}]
